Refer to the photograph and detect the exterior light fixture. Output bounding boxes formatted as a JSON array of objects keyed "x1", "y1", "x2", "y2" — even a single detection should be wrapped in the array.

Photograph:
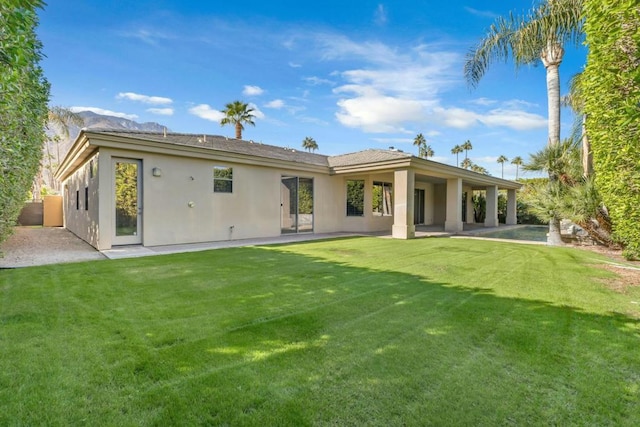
[{"x1": 152, "y1": 167, "x2": 162, "y2": 177}]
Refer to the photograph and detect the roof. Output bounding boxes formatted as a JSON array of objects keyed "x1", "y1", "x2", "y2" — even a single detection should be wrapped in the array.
[
  {"x1": 88, "y1": 129, "x2": 330, "y2": 167},
  {"x1": 328, "y1": 149, "x2": 411, "y2": 167},
  {"x1": 55, "y1": 129, "x2": 521, "y2": 190}
]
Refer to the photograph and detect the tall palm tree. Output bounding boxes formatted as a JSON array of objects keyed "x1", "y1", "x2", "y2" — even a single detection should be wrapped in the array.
[
  {"x1": 461, "y1": 140, "x2": 473, "y2": 159},
  {"x1": 451, "y1": 144, "x2": 463, "y2": 166},
  {"x1": 461, "y1": 157, "x2": 473, "y2": 170},
  {"x1": 413, "y1": 133, "x2": 426, "y2": 156},
  {"x1": 511, "y1": 156, "x2": 524, "y2": 180},
  {"x1": 424, "y1": 145, "x2": 434, "y2": 158},
  {"x1": 497, "y1": 155, "x2": 509, "y2": 178},
  {"x1": 220, "y1": 101, "x2": 255, "y2": 139},
  {"x1": 464, "y1": 0, "x2": 584, "y2": 244},
  {"x1": 562, "y1": 72, "x2": 591, "y2": 177},
  {"x1": 44, "y1": 106, "x2": 84, "y2": 191},
  {"x1": 301, "y1": 136, "x2": 319, "y2": 152},
  {"x1": 471, "y1": 164, "x2": 489, "y2": 174}
]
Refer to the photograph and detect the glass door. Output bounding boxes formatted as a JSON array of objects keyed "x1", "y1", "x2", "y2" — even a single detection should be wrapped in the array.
[
  {"x1": 281, "y1": 176, "x2": 313, "y2": 234},
  {"x1": 113, "y1": 158, "x2": 142, "y2": 245},
  {"x1": 414, "y1": 189, "x2": 425, "y2": 225}
]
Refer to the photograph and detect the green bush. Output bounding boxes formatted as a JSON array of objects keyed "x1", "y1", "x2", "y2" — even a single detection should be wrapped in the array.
[
  {"x1": 583, "y1": 0, "x2": 640, "y2": 259},
  {"x1": 0, "y1": 0, "x2": 50, "y2": 244}
]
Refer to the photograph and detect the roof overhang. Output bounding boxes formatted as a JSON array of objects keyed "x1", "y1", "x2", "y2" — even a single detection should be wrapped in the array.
[{"x1": 330, "y1": 157, "x2": 522, "y2": 190}]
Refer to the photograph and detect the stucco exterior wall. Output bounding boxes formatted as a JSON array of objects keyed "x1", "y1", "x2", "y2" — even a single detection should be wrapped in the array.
[
  {"x1": 62, "y1": 154, "x2": 100, "y2": 247},
  {"x1": 93, "y1": 148, "x2": 348, "y2": 249},
  {"x1": 414, "y1": 182, "x2": 435, "y2": 225},
  {"x1": 433, "y1": 183, "x2": 447, "y2": 225}
]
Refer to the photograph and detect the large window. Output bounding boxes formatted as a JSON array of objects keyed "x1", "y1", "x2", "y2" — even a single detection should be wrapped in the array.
[
  {"x1": 373, "y1": 181, "x2": 392, "y2": 216},
  {"x1": 346, "y1": 180, "x2": 364, "y2": 216},
  {"x1": 213, "y1": 166, "x2": 233, "y2": 193}
]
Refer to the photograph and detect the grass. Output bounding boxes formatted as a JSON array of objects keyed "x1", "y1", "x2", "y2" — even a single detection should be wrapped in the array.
[{"x1": 1, "y1": 236, "x2": 639, "y2": 426}]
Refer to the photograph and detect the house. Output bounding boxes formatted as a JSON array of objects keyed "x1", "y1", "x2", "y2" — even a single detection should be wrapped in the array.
[{"x1": 54, "y1": 130, "x2": 522, "y2": 250}]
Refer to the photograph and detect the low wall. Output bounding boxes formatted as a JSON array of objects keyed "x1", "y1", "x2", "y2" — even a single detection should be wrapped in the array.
[{"x1": 18, "y1": 202, "x2": 43, "y2": 226}]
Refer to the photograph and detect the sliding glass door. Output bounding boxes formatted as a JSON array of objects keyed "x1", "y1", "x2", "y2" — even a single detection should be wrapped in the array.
[{"x1": 281, "y1": 176, "x2": 313, "y2": 234}]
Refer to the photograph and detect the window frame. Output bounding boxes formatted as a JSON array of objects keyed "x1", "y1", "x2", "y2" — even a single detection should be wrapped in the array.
[
  {"x1": 372, "y1": 181, "x2": 393, "y2": 216},
  {"x1": 346, "y1": 179, "x2": 365, "y2": 217},
  {"x1": 213, "y1": 166, "x2": 233, "y2": 193}
]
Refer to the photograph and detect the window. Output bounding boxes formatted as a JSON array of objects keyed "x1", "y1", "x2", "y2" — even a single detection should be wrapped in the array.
[
  {"x1": 373, "y1": 181, "x2": 392, "y2": 216},
  {"x1": 213, "y1": 166, "x2": 233, "y2": 193},
  {"x1": 346, "y1": 180, "x2": 364, "y2": 216},
  {"x1": 76, "y1": 190, "x2": 80, "y2": 210},
  {"x1": 85, "y1": 187, "x2": 89, "y2": 210}
]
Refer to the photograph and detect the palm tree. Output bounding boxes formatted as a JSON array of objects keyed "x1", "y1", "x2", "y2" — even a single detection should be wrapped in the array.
[
  {"x1": 220, "y1": 101, "x2": 255, "y2": 139},
  {"x1": 497, "y1": 155, "x2": 509, "y2": 178},
  {"x1": 511, "y1": 156, "x2": 524, "y2": 180},
  {"x1": 471, "y1": 164, "x2": 489, "y2": 174},
  {"x1": 413, "y1": 133, "x2": 426, "y2": 156},
  {"x1": 461, "y1": 158, "x2": 473, "y2": 170},
  {"x1": 461, "y1": 140, "x2": 473, "y2": 159},
  {"x1": 451, "y1": 145, "x2": 463, "y2": 166},
  {"x1": 44, "y1": 107, "x2": 84, "y2": 191},
  {"x1": 302, "y1": 136, "x2": 319, "y2": 152},
  {"x1": 562, "y1": 72, "x2": 591, "y2": 177},
  {"x1": 424, "y1": 145, "x2": 434, "y2": 158},
  {"x1": 464, "y1": 0, "x2": 584, "y2": 244}
]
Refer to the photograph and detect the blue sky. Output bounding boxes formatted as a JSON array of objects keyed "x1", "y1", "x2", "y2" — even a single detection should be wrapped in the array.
[{"x1": 37, "y1": 0, "x2": 587, "y2": 179}]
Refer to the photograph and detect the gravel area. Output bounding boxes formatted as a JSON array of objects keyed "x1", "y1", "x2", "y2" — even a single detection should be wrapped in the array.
[{"x1": 0, "y1": 227, "x2": 105, "y2": 268}]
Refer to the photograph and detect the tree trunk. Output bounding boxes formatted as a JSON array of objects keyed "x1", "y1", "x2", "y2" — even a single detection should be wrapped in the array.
[
  {"x1": 235, "y1": 123, "x2": 242, "y2": 139},
  {"x1": 547, "y1": 217, "x2": 564, "y2": 246},
  {"x1": 582, "y1": 115, "x2": 592, "y2": 177},
  {"x1": 542, "y1": 43, "x2": 564, "y2": 244}
]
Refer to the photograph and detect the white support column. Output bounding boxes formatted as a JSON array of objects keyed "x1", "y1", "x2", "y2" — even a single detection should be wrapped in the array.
[
  {"x1": 392, "y1": 169, "x2": 415, "y2": 239},
  {"x1": 506, "y1": 189, "x2": 517, "y2": 225},
  {"x1": 484, "y1": 185, "x2": 499, "y2": 228},
  {"x1": 465, "y1": 187, "x2": 475, "y2": 224},
  {"x1": 445, "y1": 178, "x2": 463, "y2": 232}
]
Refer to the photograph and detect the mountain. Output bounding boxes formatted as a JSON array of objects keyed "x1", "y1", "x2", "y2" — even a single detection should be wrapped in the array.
[{"x1": 40, "y1": 111, "x2": 170, "y2": 191}]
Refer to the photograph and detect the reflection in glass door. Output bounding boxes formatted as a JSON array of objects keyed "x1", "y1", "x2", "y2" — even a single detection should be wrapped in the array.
[
  {"x1": 113, "y1": 159, "x2": 142, "y2": 245},
  {"x1": 281, "y1": 176, "x2": 313, "y2": 234}
]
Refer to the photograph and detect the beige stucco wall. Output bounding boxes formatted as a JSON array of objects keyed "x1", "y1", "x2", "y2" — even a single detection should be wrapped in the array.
[
  {"x1": 414, "y1": 182, "x2": 435, "y2": 225},
  {"x1": 433, "y1": 183, "x2": 447, "y2": 225},
  {"x1": 90, "y1": 148, "x2": 349, "y2": 249},
  {"x1": 62, "y1": 154, "x2": 100, "y2": 247},
  {"x1": 340, "y1": 173, "x2": 395, "y2": 233}
]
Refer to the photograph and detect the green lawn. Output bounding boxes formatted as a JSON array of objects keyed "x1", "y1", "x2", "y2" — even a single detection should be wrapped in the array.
[{"x1": 1, "y1": 237, "x2": 639, "y2": 426}]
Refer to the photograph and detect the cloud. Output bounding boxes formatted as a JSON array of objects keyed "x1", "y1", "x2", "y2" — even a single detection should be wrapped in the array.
[
  {"x1": 117, "y1": 28, "x2": 176, "y2": 45},
  {"x1": 374, "y1": 4, "x2": 388, "y2": 26},
  {"x1": 70, "y1": 106, "x2": 138, "y2": 120},
  {"x1": 288, "y1": 62, "x2": 302, "y2": 68},
  {"x1": 335, "y1": 90, "x2": 425, "y2": 133},
  {"x1": 469, "y1": 97, "x2": 498, "y2": 106},
  {"x1": 243, "y1": 85, "x2": 264, "y2": 96},
  {"x1": 117, "y1": 92, "x2": 173, "y2": 105},
  {"x1": 432, "y1": 107, "x2": 547, "y2": 130},
  {"x1": 464, "y1": 7, "x2": 498, "y2": 19},
  {"x1": 265, "y1": 99, "x2": 285, "y2": 109},
  {"x1": 188, "y1": 104, "x2": 225, "y2": 122},
  {"x1": 248, "y1": 103, "x2": 265, "y2": 120},
  {"x1": 304, "y1": 76, "x2": 335, "y2": 86},
  {"x1": 147, "y1": 108, "x2": 174, "y2": 116}
]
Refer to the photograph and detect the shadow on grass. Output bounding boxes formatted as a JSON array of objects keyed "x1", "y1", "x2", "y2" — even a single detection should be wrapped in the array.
[{"x1": 1, "y1": 238, "x2": 639, "y2": 426}]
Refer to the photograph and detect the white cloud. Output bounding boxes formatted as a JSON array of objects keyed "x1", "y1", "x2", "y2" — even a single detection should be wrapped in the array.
[
  {"x1": 335, "y1": 90, "x2": 425, "y2": 133},
  {"x1": 248, "y1": 103, "x2": 265, "y2": 120},
  {"x1": 469, "y1": 97, "x2": 498, "y2": 106},
  {"x1": 188, "y1": 104, "x2": 225, "y2": 122},
  {"x1": 374, "y1": 4, "x2": 388, "y2": 26},
  {"x1": 147, "y1": 108, "x2": 174, "y2": 116},
  {"x1": 288, "y1": 62, "x2": 302, "y2": 68},
  {"x1": 243, "y1": 85, "x2": 264, "y2": 96},
  {"x1": 70, "y1": 106, "x2": 138, "y2": 120},
  {"x1": 265, "y1": 99, "x2": 285, "y2": 109},
  {"x1": 116, "y1": 92, "x2": 173, "y2": 105},
  {"x1": 432, "y1": 107, "x2": 547, "y2": 130},
  {"x1": 464, "y1": 7, "x2": 498, "y2": 19},
  {"x1": 304, "y1": 76, "x2": 334, "y2": 86}
]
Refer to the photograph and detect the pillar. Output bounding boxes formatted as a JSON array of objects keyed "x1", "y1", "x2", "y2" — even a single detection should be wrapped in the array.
[
  {"x1": 445, "y1": 178, "x2": 463, "y2": 232},
  {"x1": 484, "y1": 185, "x2": 499, "y2": 228},
  {"x1": 392, "y1": 169, "x2": 415, "y2": 239},
  {"x1": 506, "y1": 189, "x2": 517, "y2": 225}
]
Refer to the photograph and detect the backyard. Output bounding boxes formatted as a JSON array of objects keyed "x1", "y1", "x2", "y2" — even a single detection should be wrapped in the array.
[{"x1": 1, "y1": 237, "x2": 639, "y2": 425}]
